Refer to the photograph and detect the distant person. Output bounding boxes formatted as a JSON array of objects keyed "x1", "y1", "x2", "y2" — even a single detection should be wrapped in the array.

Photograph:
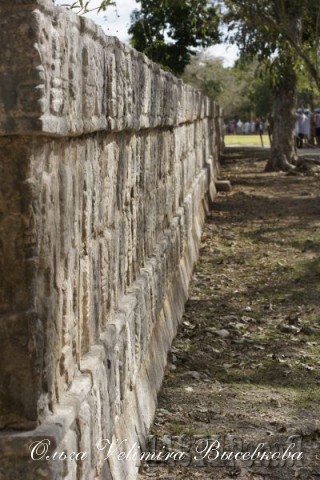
[
  {"x1": 297, "y1": 108, "x2": 307, "y2": 148},
  {"x1": 295, "y1": 110, "x2": 301, "y2": 148},
  {"x1": 236, "y1": 119, "x2": 243, "y2": 134},
  {"x1": 303, "y1": 108, "x2": 311, "y2": 145},
  {"x1": 259, "y1": 118, "x2": 264, "y2": 134},
  {"x1": 266, "y1": 115, "x2": 273, "y2": 144},
  {"x1": 244, "y1": 120, "x2": 251, "y2": 134},
  {"x1": 310, "y1": 110, "x2": 316, "y2": 145},
  {"x1": 255, "y1": 118, "x2": 261, "y2": 134},
  {"x1": 315, "y1": 108, "x2": 320, "y2": 146},
  {"x1": 251, "y1": 120, "x2": 256, "y2": 134},
  {"x1": 258, "y1": 118, "x2": 264, "y2": 147}
]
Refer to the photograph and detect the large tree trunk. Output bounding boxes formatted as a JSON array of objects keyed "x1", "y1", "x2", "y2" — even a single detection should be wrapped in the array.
[{"x1": 265, "y1": 66, "x2": 298, "y2": 172}]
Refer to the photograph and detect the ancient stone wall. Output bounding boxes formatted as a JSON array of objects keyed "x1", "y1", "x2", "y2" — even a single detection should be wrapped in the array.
[{"x1": 0, "y1": 1, "x2": 221, "y2": 478}]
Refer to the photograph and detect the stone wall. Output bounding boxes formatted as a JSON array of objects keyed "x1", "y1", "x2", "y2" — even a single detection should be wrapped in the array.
[{"x1": 0, "y1": 1, "x2": 221, "y2": 478}]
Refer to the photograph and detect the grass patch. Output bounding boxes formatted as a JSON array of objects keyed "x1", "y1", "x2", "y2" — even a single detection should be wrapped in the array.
[
  {"x1": 225, "y1": 134, "x2": 270, "y2": 147},
  {"x1": 295, "y1": 386, "x2": 320, "y2": 406}
]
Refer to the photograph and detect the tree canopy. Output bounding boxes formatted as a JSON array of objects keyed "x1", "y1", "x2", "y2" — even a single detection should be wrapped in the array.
[
  {"x1": 183, "y1": 54, "x2": 273, "y2": 119},
  {"x1": 128, "y1": 0, "x2": 220, "y2": 75},
  {"x1": 224, "y1": 0, "x2": 306, "y2": 171},
  {"x1": 224, "y1": 0, "x2": 320, "y2": 91}
]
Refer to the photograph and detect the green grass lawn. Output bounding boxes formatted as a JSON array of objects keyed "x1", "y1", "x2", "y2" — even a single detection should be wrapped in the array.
[{"x1": 224, "y1": 134, "x2": 270, "y2": 147}]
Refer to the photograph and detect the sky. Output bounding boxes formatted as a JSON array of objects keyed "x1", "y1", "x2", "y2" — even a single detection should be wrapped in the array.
[{"x1": 55, "y1": 0, "x2": 239, "y2": 67}]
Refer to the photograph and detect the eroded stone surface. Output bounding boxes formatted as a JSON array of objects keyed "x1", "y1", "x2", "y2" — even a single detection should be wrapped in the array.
[{"x1": 0, "y1": 1, "x2": 222, "y2": 478}]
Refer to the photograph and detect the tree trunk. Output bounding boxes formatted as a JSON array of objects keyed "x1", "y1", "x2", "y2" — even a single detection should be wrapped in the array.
[{"x1": 265, "y1": 66, "x2": 298, "y2": 172}]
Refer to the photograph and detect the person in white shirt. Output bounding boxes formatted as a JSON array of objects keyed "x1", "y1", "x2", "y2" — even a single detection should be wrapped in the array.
[
  {"x1": 244, "y1": 120, "x2": 251, "y2": 134},
  {"x1": 297, "y1": 108, "x2": 307, "y2": 148},
  {"x1": 302, "y1": 108, "x2": 311, "y2": 144},
  {"x1": 236, "y1": 119, "x2": 243, "y2": 134}
]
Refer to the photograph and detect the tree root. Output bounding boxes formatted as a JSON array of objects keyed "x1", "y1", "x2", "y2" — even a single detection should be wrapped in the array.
[{"x1": 264, "y1": 153, "x2": 296, "y2": 172}]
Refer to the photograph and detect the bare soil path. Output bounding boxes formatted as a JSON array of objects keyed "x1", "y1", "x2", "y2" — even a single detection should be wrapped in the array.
[{"x1": 138, "y1": 148, "x2": 320, "y2": 480}]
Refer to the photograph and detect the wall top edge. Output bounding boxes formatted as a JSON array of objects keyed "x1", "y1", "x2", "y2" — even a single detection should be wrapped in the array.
[{"x1": 0, "y1": 0, "x2": 220, "y2": 137}]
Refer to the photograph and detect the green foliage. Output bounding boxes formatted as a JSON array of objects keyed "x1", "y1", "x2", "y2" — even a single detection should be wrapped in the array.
[
  {"x1": 224, "y1": 0, "x2": 320, "y2": 91},
  {"x1": 296, "y1": 67, "x2": 320, "y2": 107},
  {"x1": 182, "y1": 55, "x2": 225, "y2": 99},
  {"x1": 182, "y1": 54, "x2": 273, "y2": 119},
  {"x1": 129, "y1": 0, "x2": 220, "y2": 75},
  {"x1": 58, "y1": 0, "x2": 115, "y2": 15},
  {"x1": 248, "y1": 75, "x2": 273, "y2": 118}
]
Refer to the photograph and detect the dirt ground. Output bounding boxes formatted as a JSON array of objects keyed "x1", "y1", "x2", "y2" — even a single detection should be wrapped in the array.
[{"x1": 138, "y1": 147, "x2": 320, "y2": 480}]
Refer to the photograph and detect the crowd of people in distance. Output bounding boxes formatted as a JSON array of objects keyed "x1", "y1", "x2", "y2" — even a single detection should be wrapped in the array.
[
  {"x1": 295, "y1": 108, "x2": 320, "y2": 148},
  {"x1": 224, "y1": 108, "x2": 320, "y2": 148},
  {"x1": 225, "y1": 118, "x2": 268, "y2": 135}
]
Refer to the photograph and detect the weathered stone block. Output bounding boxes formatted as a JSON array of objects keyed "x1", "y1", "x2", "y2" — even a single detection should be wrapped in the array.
[
  {"x1": 0, "y1": 1, "x2": 222, "y2": 478},
  {"x1": 215, "y1": 179, "x2": 232, "y2": 192}
]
